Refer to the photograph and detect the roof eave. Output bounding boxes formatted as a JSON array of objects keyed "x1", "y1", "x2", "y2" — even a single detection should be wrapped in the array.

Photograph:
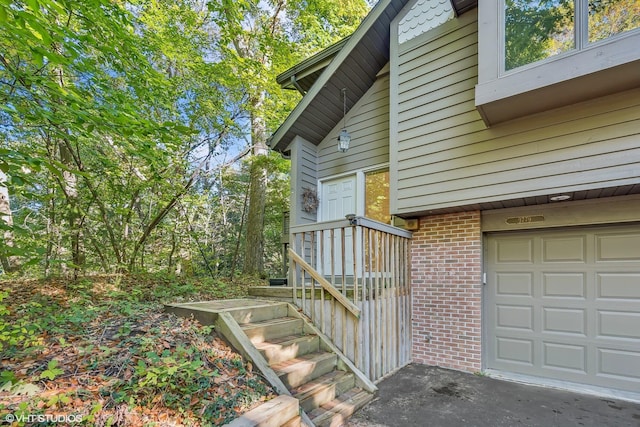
[{"x1": 269, "y1": 0, "x2": 405, "y2": 153}]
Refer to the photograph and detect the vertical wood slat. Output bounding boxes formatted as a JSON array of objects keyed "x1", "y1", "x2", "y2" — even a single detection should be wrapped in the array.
[
  {"x1": 310, "y1": 230, "x2": 315, "y2": 323},
  {"x1": 330, "y1": 228, "x2": 336, "y2": 346},
  {"x1": 319, "y1": 229, "x2": 326, "y2": 335},
  {"x1": 292, "y1": 231, "x2": 298, "y2": 308},
  {"x1": 289, "y1": 219, "x2": 412, "y2": 382}
]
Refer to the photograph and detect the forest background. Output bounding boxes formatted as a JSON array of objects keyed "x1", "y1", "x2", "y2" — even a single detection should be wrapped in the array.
[
  {"x1": 0, "y1": 2, "x2": 372, "y2": 424},
  {"x1": 0, "y1": 0, "x2": 373, "y2": 280}
]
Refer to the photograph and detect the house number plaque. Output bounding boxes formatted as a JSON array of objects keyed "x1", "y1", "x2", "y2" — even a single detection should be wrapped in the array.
[{"x1": 505, "y1": 215, "x2": 545, "y2": 225}]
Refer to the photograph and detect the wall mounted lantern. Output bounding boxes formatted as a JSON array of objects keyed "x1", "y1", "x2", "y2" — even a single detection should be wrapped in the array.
[{"x1": 337, "y1": 88, "x2": 351, "y2": 153}]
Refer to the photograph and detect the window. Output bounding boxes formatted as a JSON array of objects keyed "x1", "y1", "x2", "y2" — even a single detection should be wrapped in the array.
[
  {"x1": 504, "y1": 0, "x2": 640, "y2": 72},
  {"x1": 364, "y1": 169, "x2": 390, "y2": 224},
  {"x1": 476, "y1": 1, "x2": 640, "y2": 125}
]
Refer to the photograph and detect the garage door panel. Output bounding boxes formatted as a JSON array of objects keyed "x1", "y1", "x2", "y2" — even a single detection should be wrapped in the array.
[
  {"x1": 543, "y1": 273, "x2": 586, "y2": 298},
  {"x1": 598, "y1": 348, "x2": 640, "y2": 380},
  {"x1": 543, "y1": 308, "x2": 586, "y2": 335},
  {"x1": 496, "y1": 305, "x2": 533, "y2": 330},
  {"x1": 486, "y1": 224, "x2": 640, "y2": 394},
  {"x1": 496, "y1": 238, "x2": 533, "y2": 263},
  {"x1": 496, "y1": 337, "x2": 533, "y2": 365},
  {"x1": 596, "y1": 233, "x2": 640, "y2": 261},
  {"x1": 543, "y1": 342, "x2": 586, "y2": 373},
  {"x1": 598, "y1": 311, "x2": 640, "y2": 340},
  {"x1": 542, "y1": 236, "x2": 586, "y2": 263},
  {"x1": 597, "y1": 273, "x2": 640, "y2": 299},
  {"x1": 497, "y1": 273, "x2": 533, "y2": 296}
]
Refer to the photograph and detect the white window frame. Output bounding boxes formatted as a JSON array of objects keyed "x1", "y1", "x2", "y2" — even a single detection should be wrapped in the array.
[{"x1": 476, "y1": 1, "x2": 640, "y2": 116}]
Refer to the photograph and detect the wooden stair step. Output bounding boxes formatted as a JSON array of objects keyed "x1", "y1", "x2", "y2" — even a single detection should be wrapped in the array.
[
  {"x1": 255, "y1": 334, "x2": 320, "y2": 365},
  {"x1": 226, "y1": 395, "x2": 299, "y2": 427},
  {"x1": 228, "y1": 302, "x2": 289, "y2": 325},
  {"x1": 308, "y1": 388, "x2": 374, "y2": 427},
  {"x1": 241, "y1": 317, "x2": 303, "y2": 344},
  {"x1": 272, "y1": 351, "x2": 337, "y2": 389},
  {"x1": 291, "y1": 370, "x2": 355, "y2": 413}
]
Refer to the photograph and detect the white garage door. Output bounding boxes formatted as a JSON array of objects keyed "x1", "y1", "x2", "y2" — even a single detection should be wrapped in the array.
[{"x1": 485, "y1": 224, "x2": 640, "y2": 394}]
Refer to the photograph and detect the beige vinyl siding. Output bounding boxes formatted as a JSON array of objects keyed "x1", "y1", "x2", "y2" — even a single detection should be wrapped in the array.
[
  {"x1": 390, "y1": 8, "x2": 640, "y2": 215},
  {"x1": 317, "y1": 72, "x2": 390, "y2": 180}
]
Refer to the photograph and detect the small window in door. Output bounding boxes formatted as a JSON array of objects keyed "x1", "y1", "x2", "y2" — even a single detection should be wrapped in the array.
[{"x1": 365, "y1": 169, "x2": 390, "y2": 224}]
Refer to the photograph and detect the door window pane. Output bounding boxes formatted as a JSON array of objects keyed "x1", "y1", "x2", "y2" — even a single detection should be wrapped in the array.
[
  {"x1": 505, "y1": 0, "x2": 575, "y2": 70},
  {"x1": 365, "y1": 169, "x2": 390, "y2": 224},
  {"x1": 589, "y1": 0, "x2": 640, "y2": 43}
]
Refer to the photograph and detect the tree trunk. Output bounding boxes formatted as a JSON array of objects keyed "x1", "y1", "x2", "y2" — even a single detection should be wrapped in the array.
[
  {"x1": 0, "y1": 171, "x2": 19, "y2": 273},
  {"x1": 242, "y1": 95, "x2": 268, "y2": 276},
  {"x1": 59, "y1": 141, "x2": 82, "y2": 278}
]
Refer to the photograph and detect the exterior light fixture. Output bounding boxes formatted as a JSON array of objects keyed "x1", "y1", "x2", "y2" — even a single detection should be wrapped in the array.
[
  {"x1": 338, "y1": 128, "x2": 351, "y2": 153},
  {"x1": 549, "y1": 194, "x2": 571, "y2": 202},
  {"x1": 338, "y1": 88, "x2": 350, "y2": 153}
]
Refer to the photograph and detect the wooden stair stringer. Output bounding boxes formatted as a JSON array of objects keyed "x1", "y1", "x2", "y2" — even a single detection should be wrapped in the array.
[
  {"x1": 285, "y1": 304, "x2": 378, "y2": 394},
  {"x1": 214, "y1": 301, "x2": 377, "y2": 426},
  {"x1": 214, "y1": 311, "x2": 315, "y2": 427}
]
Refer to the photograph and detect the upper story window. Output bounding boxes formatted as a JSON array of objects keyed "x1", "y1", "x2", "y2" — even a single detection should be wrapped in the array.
[
  {"x1": 504, "y1": 0, "x2": 640, "y2": 72},
  {"x1": 476, "y1": 1, "x2": 640, "y2": 125}
]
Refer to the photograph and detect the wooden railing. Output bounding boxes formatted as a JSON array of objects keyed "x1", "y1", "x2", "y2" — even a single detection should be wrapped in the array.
[{"x1": 289, "y1": 217, "x2": 412, "y2": 382}]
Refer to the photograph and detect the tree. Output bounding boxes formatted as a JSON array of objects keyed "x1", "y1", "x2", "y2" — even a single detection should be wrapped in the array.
[
  {"x1": 0, "y1": 0, "x2": 370, "y2": 278},
  {"x1": 209, "y1": 0, "x2": 370, "y2": 276},
  {"x1": 0, "y1": 171, "x2": 18, "y2": 273}
]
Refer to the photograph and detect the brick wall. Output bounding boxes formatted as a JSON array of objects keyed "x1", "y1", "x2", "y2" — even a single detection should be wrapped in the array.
[{"x1": 411, "y1": 211, "x2": 482, "y2": 372}]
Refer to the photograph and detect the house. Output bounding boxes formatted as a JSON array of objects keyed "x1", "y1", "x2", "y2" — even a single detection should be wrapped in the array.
[{"x1": 268, "y1": 0, "x2": 640, "y2": 401}]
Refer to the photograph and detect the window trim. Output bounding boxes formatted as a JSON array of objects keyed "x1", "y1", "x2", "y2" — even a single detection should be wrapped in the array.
[{"x1": 476, "y1": 1, "x2": 640, "y2": 126}]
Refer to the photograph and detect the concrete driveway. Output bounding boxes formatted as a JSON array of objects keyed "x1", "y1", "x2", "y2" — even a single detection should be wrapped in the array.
[{"x1": 348, "y1": 364, "x2": 640, "y2": 427}]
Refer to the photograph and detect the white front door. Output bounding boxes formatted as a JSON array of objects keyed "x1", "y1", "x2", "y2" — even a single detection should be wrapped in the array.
[{"x1": 321, "y1": 176, "x2": 356, "y2": 276}]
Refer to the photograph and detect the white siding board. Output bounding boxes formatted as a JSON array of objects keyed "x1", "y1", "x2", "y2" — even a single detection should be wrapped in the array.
[{"x1": 390, "y1": 8, "x2": 640, "y2": 214}]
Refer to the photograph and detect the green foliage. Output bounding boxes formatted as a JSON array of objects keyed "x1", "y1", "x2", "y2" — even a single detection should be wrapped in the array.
[
  {"x1": 1, "y1": 0, "x2": 370, "y2": 278},
  {"x1": 39, "y1": 360, "x2": 64, "y2": 381},
  {"x1": 0, "y1": 274, "x2": 273, "y2": 424},
  {"x1": 0, "y1": 291, "x2": 42, "y2": 354}
]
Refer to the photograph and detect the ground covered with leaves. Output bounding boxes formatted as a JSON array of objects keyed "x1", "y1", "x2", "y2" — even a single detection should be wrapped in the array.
[{"x1": 0, "y1": 275, "x2": 276, "y2": 426}]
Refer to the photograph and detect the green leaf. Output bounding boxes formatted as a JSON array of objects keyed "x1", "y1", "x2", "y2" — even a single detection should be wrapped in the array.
[{"x1": 40, "y1": 360, "x2": 64, "y2": 381}]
